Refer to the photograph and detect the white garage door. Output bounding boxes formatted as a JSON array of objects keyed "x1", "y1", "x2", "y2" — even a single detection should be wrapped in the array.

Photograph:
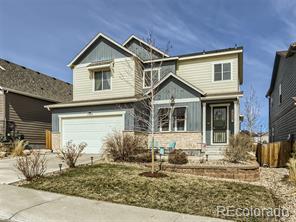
[{"x1": 61, "y1": 114, "x2": 124, "y2": 154}]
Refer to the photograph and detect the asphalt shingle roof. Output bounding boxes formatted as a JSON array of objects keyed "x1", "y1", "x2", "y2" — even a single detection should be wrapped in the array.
[{"x1": 0, "y1": 58, "x2": 72, "y2": 102}]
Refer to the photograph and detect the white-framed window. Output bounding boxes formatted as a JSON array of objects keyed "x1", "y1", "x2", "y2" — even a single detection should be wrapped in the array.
[
  {"x1": 158, "y1": 107, "x2": 187, "y2": 132},
  {"x1": 214, "y1": 62, "x2": 231, "y2": 81},
  {"x1": 94, "y1": 70, "x2": 111, "y2": 91},
  {"x1": 158, "y1": 108, "x2": 170, "y2": 132},
  {"x1": 279, "y1": 83, "x2": 282, "y2": 104},
  {"x1": 172, "y1": 107, "x2": 187, "y2": 131},
  {"x1": 143, "y1": 69, "x2": 160, "y2": 88}
]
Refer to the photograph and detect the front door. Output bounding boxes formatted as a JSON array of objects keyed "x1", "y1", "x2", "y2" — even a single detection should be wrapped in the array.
[{"x1": 212, "y1": 107, "x2": 227, "y2": 144}]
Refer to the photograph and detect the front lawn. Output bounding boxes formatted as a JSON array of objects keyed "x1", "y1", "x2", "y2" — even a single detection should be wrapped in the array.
[{"x1": 22, "y1": 163, "x2": 278, "y2": 221}]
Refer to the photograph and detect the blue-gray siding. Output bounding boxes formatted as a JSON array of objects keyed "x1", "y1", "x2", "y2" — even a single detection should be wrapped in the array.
[
  {"x1": 155, "y1": 76, "x2": 201, "y2": 101},
  {"x1": 125, "y1": 39, "x2": 163, "y2": 60},
  {"x1": 77, "y1": 38, "x2": 130, "y2": 64},
  {"x1": 269, "y1": 53, "x2": 296, "y2": 141},
  {"x1": 51, "y1": 104, "x2": 135, "y2": 132}
]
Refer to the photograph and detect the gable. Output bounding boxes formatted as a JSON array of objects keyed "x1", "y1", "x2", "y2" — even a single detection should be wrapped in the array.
[
  {"x1": 155, "y1": 75, "x2": 201, "y2": 101},
  {"x1": 76, "y1": 37, "x2": 130, "y2": 65},
  {"x1": 125, "y1": 39, "x2": 163, "y2": 61}
]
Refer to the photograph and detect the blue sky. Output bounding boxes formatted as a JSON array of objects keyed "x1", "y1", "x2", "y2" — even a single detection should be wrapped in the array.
[{"x1": 1, "y1": 0, "x2": 296, "y2": 130}]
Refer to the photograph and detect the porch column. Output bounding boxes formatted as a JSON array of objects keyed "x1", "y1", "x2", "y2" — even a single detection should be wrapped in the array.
[
  {"x1": 234, "y1": 100, "x2": 239, "y2": 134},
  {"x1": 202, "y1": 102, "x2": 206, "y2": 144}
]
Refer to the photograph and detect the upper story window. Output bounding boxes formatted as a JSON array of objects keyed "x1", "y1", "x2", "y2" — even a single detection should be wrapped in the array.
[
  {"x1": 94, "y1": 70, "x2": 111, "y2": 91},
  {"x1": 214, "y1": 62, "x2": 231, "y2": 81},
  {"x1": 143, "y1": 69, "x2": 160, "y2": 88},
  {"x1": 279, "y1": 83, "x2": 282, "y2": 104}
]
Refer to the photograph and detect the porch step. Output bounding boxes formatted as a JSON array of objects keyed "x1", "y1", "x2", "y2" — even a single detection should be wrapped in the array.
[{"x1": 205, "y1": 145, "x2": 227, "y2": 160}]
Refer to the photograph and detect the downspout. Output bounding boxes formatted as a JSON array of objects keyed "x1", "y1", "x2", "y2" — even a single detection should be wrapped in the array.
[{"x1": 0, "y1": 86, "x2": 8, "y2": 137}]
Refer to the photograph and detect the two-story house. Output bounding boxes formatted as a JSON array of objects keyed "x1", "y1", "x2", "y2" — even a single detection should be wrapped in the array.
[
  {"x1": 46, "y1": 33, "x2": 243, "y2": 157},
  {"x1": 266, "y1": 42, "x2": 296, "y2": 142}
]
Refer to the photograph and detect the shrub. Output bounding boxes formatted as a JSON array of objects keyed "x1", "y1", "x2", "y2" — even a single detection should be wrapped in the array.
[
  {"x1": 287, "y1": 158, "x2": 296, "y2": 185},
  {"x1": 224, "y1": 134, "x2": 253, "y2": 163},
  {"x1": 12, "y1": 140, "x2": 29, "y2": 157},
  {"x1": 104, "y1": 132, "x2": 147, "y2": 162},
  {"x1": 133, "y1": 152, "x2": 156, "y2": 163},
  {"x1": 168, "y1": 149, "x2": 188, "y2": 165},
  {"x1": 15, "y1": 151, "x2": 47, "y2": 181},
  {"x1": 57, "y1": 141, "x2": 87, "y2": 168}
]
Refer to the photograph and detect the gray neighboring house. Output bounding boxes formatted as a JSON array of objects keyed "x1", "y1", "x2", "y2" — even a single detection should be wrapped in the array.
[
  {"x1": 0, "y1": 58, "x2": 72, "y2": 148},
  {"x1": 46, "y1": 33, "x2": 243, "y2": 158},
  {"x1": 266, "y1": 42, "x2": 296, "y2": 142}
]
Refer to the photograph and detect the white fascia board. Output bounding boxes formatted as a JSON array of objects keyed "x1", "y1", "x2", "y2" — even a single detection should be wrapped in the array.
[
  {"x1": 67, "y1": 33, "x2": 142, "y2": 67},
  {"x1": 178, "y1": 49, "x2": 243, "y2": 61},
  {"x1": 123, "y1": 35, "x2": 170, "y2": 57},
  {"x1": 45, "y1": 97, "x2": 142, "y2": 110},
  {"x1": 143, "y1": 57, "x2": 179, "y2": 63}
]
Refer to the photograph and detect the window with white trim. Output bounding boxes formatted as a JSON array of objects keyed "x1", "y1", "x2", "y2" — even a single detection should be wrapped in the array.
[
  {"x1": 214, "y1": 62, "x2": 231, "y2": 81},
  {"x1": 94, "y1": 70, "x2": 111, "y2": 91},
  {"x1": 143, "y1": 69, "x2": 160, "y2": 88},
  {"x1": 172, "y1": 107, "x2": 186, "y2": 131},
  {"x1": 158, "y1": 108, "x2": 170, "y2": 132},
  {"x1": 158, "y1": 107, "x2": 187, "y2": 132},
  {"x1": 279, "y1": 83, "x2": 282, "y2": 104}
]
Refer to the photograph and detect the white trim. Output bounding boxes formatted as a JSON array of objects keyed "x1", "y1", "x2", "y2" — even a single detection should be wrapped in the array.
[
  {"x1": 234, "y1": 100, "x2": 239, "y2": 134},
  {"x1": 143, "y1": 57, "x2": 179, "y2": 63},
  {"x1": 201, "y1": 94, "x2": 243, "y2": 101},
  {"x1": 142, "y1": 68, "x2": 160, "y2": 89},
  {"x1": 68, "y1": 33, "x2": 142, "y2": 67},
  {"x1": 210, "y1": 104, "x2": 230, "y2": 145},
  {"x1": 212, "y1": 60, "x2": 233, "y2": 82},
  {"x1": 87, "y1": 63, "x2": 111, "y2": 71},
  {"x1": 45, "y1": 97, "x2": 142, "y2": 109},
  {"x1": 123, "y1": 35, "x2": 170, "y2": 57},
  {"x1": 0, "y1": 65, "x2": 6, "y2": 71},
  {"x1": 58, "y1": 111, "x2": 126, "y2": 133},
  {"x1": 145, "y1": 72, "x2": 205, "y2": 95},
  {"x1": 202, "y1": 102, "x2": 206, "y2": 144},
  {"x1": 154, "y1": 98, "x2": 200, "y2": 104},
  {"x1": 178, "y1": 49, "x2": 243, "y2": 61}
]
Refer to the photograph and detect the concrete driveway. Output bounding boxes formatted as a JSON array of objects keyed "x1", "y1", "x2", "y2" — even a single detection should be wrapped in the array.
[{"x1": 0, "y1": 152, "x2": 100, "y2": 184}]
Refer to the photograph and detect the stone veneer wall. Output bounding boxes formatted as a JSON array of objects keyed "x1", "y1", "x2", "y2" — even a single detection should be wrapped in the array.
[
  {"x1": 148, "y1": 132, "x2": 202, "y2": 149},
  {"x1": 146, "y1": 163, "x2": 260, "y2": 182},
  {"x1": 51, "y1": 132, "x2": 61, "y2": 152}
]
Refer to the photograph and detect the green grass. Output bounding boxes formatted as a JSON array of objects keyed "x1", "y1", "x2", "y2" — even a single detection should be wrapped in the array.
[{"x1": 22, "y1": 163, "x2": 278, "y2": 221}]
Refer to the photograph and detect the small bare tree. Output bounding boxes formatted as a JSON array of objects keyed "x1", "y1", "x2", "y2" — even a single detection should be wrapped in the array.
[
  {"x1": 243, "y1": 86, "x2": 261, "y2": 137},
  {"x1": 118, "y1": 32, "x2": 172, "y2": 173},
  {"x1": 16, "y1": 151, "x2": 47, "y2": 181}
]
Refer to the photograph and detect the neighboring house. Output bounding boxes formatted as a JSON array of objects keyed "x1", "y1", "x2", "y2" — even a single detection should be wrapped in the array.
[
  {"x1": 0, "y1": 59, "x2": 72, "y2": 148},
  {"x1": 253, "y1": 132, "x2": 269, "y2": 144},
  {"x1": 46, "y1": 33, "x2": 243, "y2": 156},
  {"x1": 266, "y1": 42, "x2": 296, "y2": 142}
]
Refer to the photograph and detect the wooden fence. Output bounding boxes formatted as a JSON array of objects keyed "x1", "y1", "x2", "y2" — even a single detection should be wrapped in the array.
[
  {"x1": 45, "y1": 130, "x2": 52, "y2": 150},
  {"x1": 256, "y1": 141, "x2": 293, "y2": 167}
]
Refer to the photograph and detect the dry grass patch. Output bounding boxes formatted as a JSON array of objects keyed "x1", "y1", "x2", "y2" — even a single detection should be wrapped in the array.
[{"x1": 22, "y1": 163, "x2": 278, "y2": 221}]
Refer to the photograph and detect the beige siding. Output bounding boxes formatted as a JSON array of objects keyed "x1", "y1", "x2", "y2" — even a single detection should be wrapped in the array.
[
  {"x1": 176, "y1": 54, "x2": 240, "y2": 94},
  {"x1": 134, "y1": 58, "x2": 143, "y2": 95},
  {"x1": 0, "y1": 92, "x2": 5, "y2": 135},
  {"x1": 73, "y1": 58, "x2": 137, "y2": 101}
]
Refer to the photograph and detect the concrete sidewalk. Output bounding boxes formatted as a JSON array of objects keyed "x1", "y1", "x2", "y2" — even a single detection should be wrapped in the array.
[
  {"x1": 0, "y1": 153, "x2": 100, "y2": 184},
  {"x1": 0, "y1": 185, "x2": 229, "y2": 222}
]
